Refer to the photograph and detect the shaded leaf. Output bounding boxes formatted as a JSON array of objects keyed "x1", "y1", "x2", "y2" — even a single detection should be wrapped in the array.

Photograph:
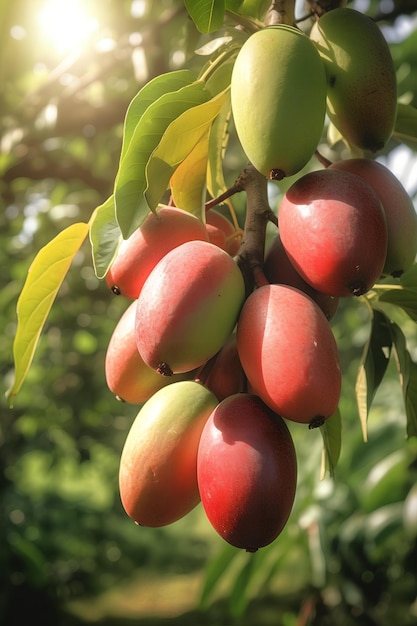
[
  {"x1": 399, "y1": 263, "x2": 417, "y2": 288},
  {"x1": 393, "y1": 102, "x2": 417, "y2": 146},
  {"x1": 207, "y1": 92, "x2": 232, "y2": 198},
  {"x1": 170, "y1": 131, "x2": 210, "y2": 218},
  {"x1": 378, "y1": 287, "x2": 417, "y2": 322},
  {"x1": 144, "y1": 88, "x2": 230, "y2": 211},
  {"x1": 355, "y1": 309, "x2": 393, "y2": 441},
  {"x1": 89, "y1": 195, "x2": 121, "y2": 279},
  {"x1": 390, "y1": 321, "x2": 417, "y2": 437},
  {"x1": 6, "y1": 223, "x2": 89, "y2": 406},
  {"x1": 320, "y1": 408, "x2": 342, "y2": 479},
  {"x1": 199, "y1": 543, "x2": 240, "y2": 608},
  {"x1": 185, "y1": 0, "x2": 225, "y2": 33},
  {"x1": 228, "y1": 551, "x2": 262, "y2": 617},
  {"x1": 115, "y1": 80, "x2": 208, "y2": 238}
]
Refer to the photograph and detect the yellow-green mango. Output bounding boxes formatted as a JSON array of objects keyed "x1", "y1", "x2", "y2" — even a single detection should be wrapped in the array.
[
  {"x1": 310, "y1": 8, "x2": 397, "y2": 152},
  {"x1": 119, "y1": 380, "x2": 218, "y2": 527},
  {"x1": 231, "y1": 25, "x2": 327, "y2": 180}
]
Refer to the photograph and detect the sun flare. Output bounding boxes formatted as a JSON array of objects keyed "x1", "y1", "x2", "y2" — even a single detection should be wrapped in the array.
[{"x1": 37, "y1": 0, "x2": 99, "y2": 55}]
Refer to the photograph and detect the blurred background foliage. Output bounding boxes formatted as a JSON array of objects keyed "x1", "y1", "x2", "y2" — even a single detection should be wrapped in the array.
[{"x1": 1, "y1": 1, "x2": 417, "y2": 625}]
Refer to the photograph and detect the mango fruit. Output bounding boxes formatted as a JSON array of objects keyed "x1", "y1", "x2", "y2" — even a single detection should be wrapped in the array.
[
  {"x1": 105, "y1": 301, "x2": 189, "y2": 404},
  {"x1": 329, "y1": 158, "x2": 417, "y2": 277},
  {"x1": 119, "y1": 380, "x2": 218, "y2": 527},
  {"x1": 310, "y1": 8, "x2": 397, "y2": 152},
  {"x1": 197, "y1": 393, "x2": 297, "y2": 551},
  {"x1": 278, "y1": 168, "x2": 388, "y2": 297},
  {"x1": 231, "y1": 25, "x2": 327, "y2": 179},
  {"x1": 135, "y1": 240, "x2": 245, "y2": 375},
  {"x1": 105, "y1": 205, "x2": 208, "y2": 299},
  {"x1": 264, "y1": 233, "x2": 339, "y2": 320},
  {"x1": 202, "y1": 333, "x2": 246, "y2": 401},
  {"x1": 237, "y1": 284, "x2": 341, "y2": 427}
]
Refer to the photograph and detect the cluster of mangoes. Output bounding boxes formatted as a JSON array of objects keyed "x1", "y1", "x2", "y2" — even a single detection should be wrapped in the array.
[{"x1": 104, "y1": 7, "x2": 417, "y2": 552}]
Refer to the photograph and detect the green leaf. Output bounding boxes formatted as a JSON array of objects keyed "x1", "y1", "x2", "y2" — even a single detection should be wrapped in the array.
[
  {"x1": 170, "y1": 131, "x2": 209, "y2": 218},
  {"x1": 114, "y1": 79, "x2": 208, "y2": 238},
  {"x1": 6, "y1": 223, "x2": 89, "y2": 406},
  {"x1": 378, "y1": 286, "x2": 417, "y2": 322},
  {"x1": 400, "y1": 263, "x2": 417, "y2": 288},
  {"x1": 89, "y1": 195, "x2": 121, "y2": 279},
  {"x1": 393, "y1": 102, "x2": 417, "y2": 146},
  {"x1": 207, "y1": 91, "x2": 231, "y2": 198},
  {"x1": 228, "y1": 551, "x2": 262, "y2": 617},
  {"x1": 144, "y1": 88, "x2": 230, "y2": 212},
  {"x1": 185, "y1": 0, "x2": 225, "y2": 33},
  {"x1": 320, "y1": 408, "x2": 342, "y2": 479},
  {"x1": 199, "y1": 543, "x2": 240, "y2": 608},
  {"x1": 119, "y1": 70, "x2": 196, "y2": 163},
  {"x1": 390, "y1": 321, "x2": 417, "y2": 437},
  {"x1": 355, "y1": 309, "x2": 393, "y2": 441}
]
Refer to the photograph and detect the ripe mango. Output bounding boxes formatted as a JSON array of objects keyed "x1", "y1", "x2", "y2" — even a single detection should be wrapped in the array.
[
  {"x1": 278, "y1": 168, "x2": 388, "y2": 297},
  {"x1": 310, "y1": 8, "x2": 397, "y2": 152},
  {"x1": 105, "y1": 301, "x2": 190, "y2": 404},
  {"x1": 119, "y1": 380, "x2": 218, "y2": 527},
  {"x1": 135, "y1": 240, "x2": 245, "y2": 375},
  {"x1": 237, "y1": 284, "x2": 341, "y2": 426},
  {"x1": 105, "y1": 205, "x2": 208, "y2": 299},
  {"x1": 231, "y1": 25, "x2": 327, "y2": 179},
  {"x1": 197, "y1": 393, "x2": 297, "y2": 551},
  {"x1": 329, "y1": 158, "x2": 417, "y2": 277}
]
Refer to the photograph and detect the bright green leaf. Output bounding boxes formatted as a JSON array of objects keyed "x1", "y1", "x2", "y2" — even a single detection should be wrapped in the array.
[
  {"x1": 89, "y1": 195, "x2": 121, "y2": 279},
  {"x1": 119, "y1": 70, "x2": 196, "y2": 163},
  {"x1": 6, "y1": 223, "x2": 89, "y2": 406},
  {"x1": 390, "y1": 321, "x2": 417, "y2": 437},
  {"x1": 115, "y1": 80, "x2": 208, "y2": 238},
  {"x1": 185, "y1": 0, "x2": 225, "y2": 33},
  {"x1": 355, "y1": 309, "x2": 393, "y2": 441},
  {"x1": 170, "y1": 131, "x2": 210, "y2": 218},
  {"x1": 320, "y1": 408, "x2": 342, "y2": 479},
  {"x1": 144, "y1": 88, "x2": 230, "y2": 211}
]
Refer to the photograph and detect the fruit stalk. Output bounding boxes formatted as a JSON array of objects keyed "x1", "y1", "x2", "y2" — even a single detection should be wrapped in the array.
[
  {"x1": 264, "y1": 0, "x2": 295, "y2": 25},
  {"x1": 234, "y1": 164, "x2": 277, "y2": 295}
]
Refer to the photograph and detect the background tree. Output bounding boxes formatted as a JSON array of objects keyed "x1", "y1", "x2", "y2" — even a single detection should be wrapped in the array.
[{"x1": 2, "y1": 1, "x2": 417, "y2": 625}]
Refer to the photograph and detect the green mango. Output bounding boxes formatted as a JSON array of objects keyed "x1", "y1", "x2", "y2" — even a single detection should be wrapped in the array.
[
  {"x1": 310, "y1": 8, "x2": 397, "y2": 152},
  {"x1": 119, "y1": 380, "x2": 218, "y2": 527},
  {"x1": 231, "y1": 25, "x2": 327, "y2": 180}
]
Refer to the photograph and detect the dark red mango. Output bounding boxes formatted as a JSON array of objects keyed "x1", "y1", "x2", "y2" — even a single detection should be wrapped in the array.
[{"x1": 197, "y1": 393, "x2": 297, "y2": 551}]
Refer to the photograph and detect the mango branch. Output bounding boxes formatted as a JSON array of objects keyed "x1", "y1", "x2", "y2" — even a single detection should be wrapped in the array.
[{"x1": 234, "y1": 164, "x2": 277, "y2": 295}]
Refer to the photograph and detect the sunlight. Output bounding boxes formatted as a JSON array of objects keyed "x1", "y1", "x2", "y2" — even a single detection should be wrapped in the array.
[{"x1": 37, "y1": 0, "x2": 99, "y2": 55}]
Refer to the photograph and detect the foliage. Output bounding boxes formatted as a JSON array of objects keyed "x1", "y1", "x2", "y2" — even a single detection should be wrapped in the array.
[{"x1": 2, "y1": 0, "x2": 417, "y2": 624}]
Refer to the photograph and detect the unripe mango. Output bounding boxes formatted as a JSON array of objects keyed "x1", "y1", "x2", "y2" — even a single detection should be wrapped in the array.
[
  {"x1": 310, "y1": 8, "x2": 397, "y2": 152},
  {"x1": 197, "y1": 393, "x2": 297, "y2": 551},
  {"x1": 105, "y1": 205, "x2": 208, "y2": 299},
  {"x1": 135, "y1": 240, "x2": 245, "y2": 375},
  {"x1": 329, "y1": 158, "x2": 417, "y2": 277},
  {"x1": 237, "y1": 284, "x2": 341, "y2": 426},
  {"x1": 231, "y1": 25, "x2": 327, "y2": 179},
  {"x1": 105, "y1": 301, "x2": 189, "y2": 404},
  {"x1": 119, "y1": 380, "x2": 218, "y2": 527}
]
